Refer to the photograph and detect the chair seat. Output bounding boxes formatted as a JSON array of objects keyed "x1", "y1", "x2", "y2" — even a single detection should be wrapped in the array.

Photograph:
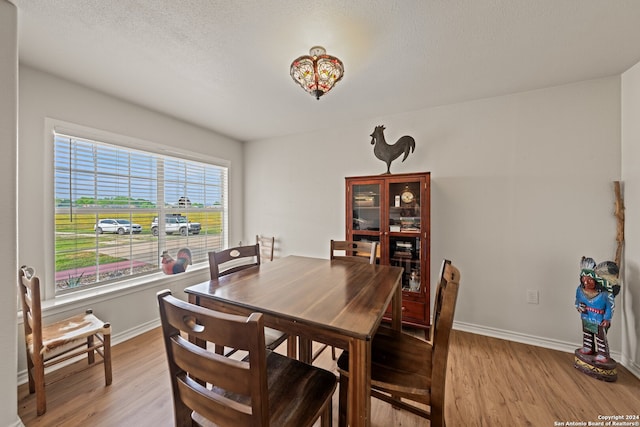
[
  {"x1": 337, "y1": 325, "x2": 433, "y2": 402},
  {"x1": 193, "y1": 351, "x2": 336, "y2": 427},
  {"x1": 27, "y1": 311, "x2": 110, "y2": 357}
]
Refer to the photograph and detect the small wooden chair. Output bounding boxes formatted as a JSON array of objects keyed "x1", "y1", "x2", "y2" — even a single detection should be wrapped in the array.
[
  {"x1": 313, "y1": 240, "x2": 379, "y2": 362},
  {"x1": 208, "y1": 244, "x2": 290, "y2": 356},
  {"x1": 337, "y1": 259, "x2": 461, "y2": 427},
  {"x1": 330, "y1": 239, "x2": 378, "y2": 264},
  {"x1": 18, "y1": 266, "x2": 112, "y2": 416},
  {"x1": 256, "y1": 234, "x2": 276, "y2": 262},
  {"x1": 157, "y1": 290, "x2": 337, "y2": 427}
]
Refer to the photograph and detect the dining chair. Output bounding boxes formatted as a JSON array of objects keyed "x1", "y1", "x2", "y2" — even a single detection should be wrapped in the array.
[
  {"x1": 208, "y1": 243, "x2": 262, "y2": 278},
  {"x1": 256, "y1": 234, "x2": 275, "y2": 262},
  {"x1": 157, "y1": 290, "x2": 337, "y2": 427},
  {"x1": 18, "y1": 266, "x2": 112, "y2": 416},
  {"x1": 330, "y1": 239, "x2": 379, "y2": 264},
  {"x1": 336, "y1": 259, "x2": 460, "y2": 427},
  {"x1": 312, "y1": 240, "x2": 379, "y2": 362},
  {"x1": 208, "y1": 244, "x2": 291, "y2": 357}
]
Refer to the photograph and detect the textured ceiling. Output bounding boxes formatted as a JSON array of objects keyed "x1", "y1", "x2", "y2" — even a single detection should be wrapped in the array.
[{"x1": 14, "y1": 0, "x2": 640, "y2": 142}]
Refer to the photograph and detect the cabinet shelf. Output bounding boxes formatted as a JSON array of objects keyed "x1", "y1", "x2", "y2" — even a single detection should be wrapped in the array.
[{"x1": 390, "y1": 257, "x2": 420, "y2": 262}]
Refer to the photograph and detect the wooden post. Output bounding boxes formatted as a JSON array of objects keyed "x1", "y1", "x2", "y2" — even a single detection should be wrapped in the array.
[{"x1": 614, "y1": 181, "x2": 625, "y2": 268}]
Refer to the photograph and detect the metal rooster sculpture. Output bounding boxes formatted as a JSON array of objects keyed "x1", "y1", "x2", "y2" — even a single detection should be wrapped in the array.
[
  {"x1": 370, "y1": 125, "x2": 416, "y2": 174},
  {"x1": 161, "y1": 247, "x2": 192, "y2": 275}
]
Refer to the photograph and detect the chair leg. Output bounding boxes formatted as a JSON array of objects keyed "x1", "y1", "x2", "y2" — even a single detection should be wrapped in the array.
[
  {"x1": 430, "y1": 401, "x2": 444, "y2": 427},
  {"x1": 103, "y1": 332, "x2": 112, "y2": 386},
  {"x1": 338, "y1": 373, "x2": 348, "y2": 427},
  {"x1": 26, "y1": 349, "x2": 35, "y2": 394},
  {"x1": 312, "y1": 343, "x2": 338, "y2": 361},
  {"x1": 173, "y1": 397, "x2": 193, "y2": 427},
  {"x1": 86, "y1": 310, "x2": 97, "y2": 365},
  {"x1": 320, "y1": 398, "x2": 332, "y2": 427},
  {"x1": 33, "y1": 356, "x2": 46, "y2": 416},
  {"x1": 87, "y1": 335, "x2": 96, "y2": 364},
  {"x1": 214, "y1": 344, "x2": 225, "y2": 355}
]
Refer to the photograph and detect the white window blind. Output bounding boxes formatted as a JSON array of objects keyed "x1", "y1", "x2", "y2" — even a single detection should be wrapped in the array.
[{"x1": 54, "y1": 132, "x2": 227, "y2": 293}]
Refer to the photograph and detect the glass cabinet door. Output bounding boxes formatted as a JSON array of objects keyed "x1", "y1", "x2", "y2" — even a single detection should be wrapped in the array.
[
  {"x1": 387, "y1": 179, "x2": 423, "y2": 294},
  {"x1": 389, "y1": 236, "x2": 422, "y2": 292},
  {"x1": 351, "y1": 183, "x2": 381, "y2": 232},
  {"x1": 388, "y1": 181, "x2": 421, "y2": 233}
]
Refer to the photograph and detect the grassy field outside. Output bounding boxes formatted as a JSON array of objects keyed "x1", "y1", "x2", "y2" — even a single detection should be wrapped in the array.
[
  {"x1": 55, "y1": 211, "x2": 222, "y2": 234},
  {"x1": 55, "y1": 211, "x2": 223, "y2": 272}
]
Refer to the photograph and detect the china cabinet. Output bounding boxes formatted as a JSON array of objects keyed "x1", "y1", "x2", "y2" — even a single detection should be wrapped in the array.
[{"x1": 345, "y1": 172, "x2": 431, "y2": 331}]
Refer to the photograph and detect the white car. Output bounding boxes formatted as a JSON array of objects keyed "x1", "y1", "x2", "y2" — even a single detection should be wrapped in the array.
[
  {"x1": 94, "y1": 219, "x2": 142, "y2": 235},
  {"x1": 151, "y1": 215, "x2": 201, "y2": 236}
]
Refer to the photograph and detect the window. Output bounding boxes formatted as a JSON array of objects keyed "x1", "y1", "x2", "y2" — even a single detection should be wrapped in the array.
[{"x1": 54, "y1": 131, "x2": 228, "y2": 293}]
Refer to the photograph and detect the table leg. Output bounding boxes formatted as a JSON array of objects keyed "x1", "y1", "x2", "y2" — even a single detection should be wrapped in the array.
[
  {"x1": 298, "y1": 336, "x2": 312, "y2": 364},
  {"x1": 389, "y1": 281, "x2": 403, "y2": 406},
  {"x1": 391, "y1": 279, "x2": 402, "y2": 331},
  {"x1": 287, "y1": 335, "x2": 298, "y2": 359},
  {"x1": 348, "y1": 338, "x2": 371, "y2": 427}
]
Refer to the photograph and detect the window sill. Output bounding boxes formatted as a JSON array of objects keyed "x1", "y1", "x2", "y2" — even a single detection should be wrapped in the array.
[{"x1": 20, "y1": 262, "x2": 211, "y2": 319}]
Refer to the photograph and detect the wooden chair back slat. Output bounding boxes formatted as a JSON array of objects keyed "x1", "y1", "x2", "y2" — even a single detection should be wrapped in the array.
[
  {"x1": 330, "y1": 240, "x2": 378, "y2": 264},
  {"x1": 256, "y1": 235, "x2": 276, "y2": 262},
  {"x1": 208, "y1": 244, "x2": 261, "y2": 279},
  {"x1": 19, "y1": 267, "x2": 42, "y2": 348},
  {"x1": 429, "y1": 259, "x2": 452, "y2": 344}
]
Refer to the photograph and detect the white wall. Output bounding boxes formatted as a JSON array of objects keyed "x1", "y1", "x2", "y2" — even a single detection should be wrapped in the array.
[
  {"x1": 0, "y1": 2, "x2": 20, "y2": 426},
  {"x1": 621, "y1": 61, "x2": 640, "y2": 375},
  {"x1": 15, "y1": 66, "x2": 244, "y2": 374},
  {"x1": 244, "y1": 77, "x2": 625, "y2": 356}
]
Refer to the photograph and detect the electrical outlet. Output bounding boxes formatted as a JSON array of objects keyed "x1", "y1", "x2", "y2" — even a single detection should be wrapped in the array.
[{"x1": 526, "y1": 289, "x2": 539, "y2": 304}]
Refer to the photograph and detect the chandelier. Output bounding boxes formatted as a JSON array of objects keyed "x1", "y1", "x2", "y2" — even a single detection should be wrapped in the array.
[{"x1": 290, "y1": 46, "x2": 344, "y2": 100}]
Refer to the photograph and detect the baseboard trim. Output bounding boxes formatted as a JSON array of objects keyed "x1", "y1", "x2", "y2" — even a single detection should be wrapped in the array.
[
  {"x1": 453, "y1": 320, "x2": 636, "y2": 377},
  {"x1": 111, "y1": 318, "x2": 161, "y2": 346},
  {"x1": 620, "y1": 354, "x2": 640, "y2": 379}
]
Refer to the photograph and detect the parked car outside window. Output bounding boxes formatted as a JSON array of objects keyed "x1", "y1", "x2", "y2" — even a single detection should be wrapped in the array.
[
  {"x1": 94, "y1": 219, "x2": 142, "y2": 235},
  {"x1": 151, "y1": 214, "x2": 201, "y2": 236}
]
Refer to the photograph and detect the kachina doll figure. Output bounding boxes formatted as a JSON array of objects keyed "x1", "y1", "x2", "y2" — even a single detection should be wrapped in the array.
[{"x1": 574, "y1": 256, "x2": 620, "y2": 381}]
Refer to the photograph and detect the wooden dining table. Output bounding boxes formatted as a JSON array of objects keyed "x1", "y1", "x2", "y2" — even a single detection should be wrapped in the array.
[{"x1": 184, "y1": 255, "x2": 403, "y2": 427}]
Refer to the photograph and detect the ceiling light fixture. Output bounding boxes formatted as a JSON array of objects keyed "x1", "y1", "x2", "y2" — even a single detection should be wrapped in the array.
[{"x1": 290, "y1": 46, "x2": 344, "y2": 100}]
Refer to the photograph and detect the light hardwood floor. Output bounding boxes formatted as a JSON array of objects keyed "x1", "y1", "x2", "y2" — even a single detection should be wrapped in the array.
[{"x1": 18, "y1": 327, "x2": 640, "y2": 426}]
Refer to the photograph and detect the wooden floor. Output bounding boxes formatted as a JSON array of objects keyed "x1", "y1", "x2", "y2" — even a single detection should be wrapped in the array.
[{"x1": 18, "y1": 327, "x2": 640, "y2": 426}]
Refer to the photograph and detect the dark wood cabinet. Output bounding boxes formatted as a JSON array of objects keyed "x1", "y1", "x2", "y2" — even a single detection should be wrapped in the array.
[{"x1": 345, "y1": 172, "x2": 431, "y2": 331}]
